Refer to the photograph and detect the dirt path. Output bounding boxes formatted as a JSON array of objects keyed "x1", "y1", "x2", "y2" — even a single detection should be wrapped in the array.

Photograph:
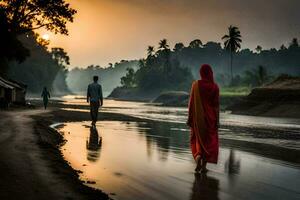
[{"x1": 0, "y1": 109, "x2": 106, "y2": 199}]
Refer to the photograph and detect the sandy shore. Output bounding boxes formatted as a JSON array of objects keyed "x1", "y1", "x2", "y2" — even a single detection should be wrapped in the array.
[
  {"x1": 0, "y1": 108, "x2": 109, "y2": 200},
  {"x1": 0, "y1": 100, "x2": 171, "y2": 199}
]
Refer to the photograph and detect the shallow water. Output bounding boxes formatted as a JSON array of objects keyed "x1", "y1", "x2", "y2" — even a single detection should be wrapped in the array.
[
  {"x1": 61, "y1": 98, "x2": 300, "y2": 130},
  {"x1": 56, "y1": 120, "x2": 300, "y2": 200},
  {"x1": 60, "y1": 98, "x2": 300, "y2": 150},
  {"x1": 53, "y1": 97, "x2": 300, "y2": 199}
]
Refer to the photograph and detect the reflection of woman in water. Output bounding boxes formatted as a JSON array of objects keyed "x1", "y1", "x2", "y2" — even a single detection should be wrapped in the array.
[
  {"x1": 41, "y1": 87, "x2": 50, "y2": 109},
  {"x1": 187, "y1": 64, "x2": 219, "y2": 173},
  {"x1": 190, "y1": 173, "x2": 219, "y2": 200}
]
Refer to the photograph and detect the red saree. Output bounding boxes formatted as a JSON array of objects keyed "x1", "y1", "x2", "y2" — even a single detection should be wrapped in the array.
[{"x1": 188, "y1": 64, "x2": 219, "y2": 164}]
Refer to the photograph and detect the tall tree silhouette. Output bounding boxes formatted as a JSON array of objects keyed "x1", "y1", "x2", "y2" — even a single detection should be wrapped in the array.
[
  {"x1": 147, "y1": 46, "x2": 155, "y2": 57},
  {"x1": 158, "y1": 39, "x2": 170, "y2": 71},
  {"x1": 0, "y1": 0, "x2": 76, "y2": 76},
  {"x1": 159, "y1": 39, "x2": 169, "y2": 51},
  {"x1": 1, "y1": 0, "x2": 76, "y2": 35},
  {"x1": 146, "y1": 46, "x2": 155, "y2": 65},
  {"x1": 222, "y1": 25, "x2": 242, "y2": 84}
]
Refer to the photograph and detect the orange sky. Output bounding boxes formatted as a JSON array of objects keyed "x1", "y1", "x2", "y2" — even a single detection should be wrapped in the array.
[{"x1": 38, "y1": 0, "x2": 300, "y2": 68}]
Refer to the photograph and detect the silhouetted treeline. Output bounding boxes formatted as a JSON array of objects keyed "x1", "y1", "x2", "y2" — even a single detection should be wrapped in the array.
[
  {"x1": 8, "y1": 32, "x2": 70, "y2": 94},
  {"x1": 66, "y1": 60, "x2": 139, "y2": 96},
  {"x1": 172, "y1": 39, "x2": 300, "y2": 85},
  {"x1": 0, "y1": 0, "x2": 76, "y2": 94},
  {"x1": 120, "y1": 39, "x2": 193, "y2": 92},
  {"x1": 75, "y1": 38, "x2": 300, "y2": 96}
]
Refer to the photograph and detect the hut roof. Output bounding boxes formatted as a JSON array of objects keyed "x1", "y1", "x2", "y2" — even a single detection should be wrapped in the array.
[
  {"x1": 0, "y1": 76, "x2": 26, "y2": 90},
  {"x1": 0, "y1": 79, "x2": 14, "y2": 89}
]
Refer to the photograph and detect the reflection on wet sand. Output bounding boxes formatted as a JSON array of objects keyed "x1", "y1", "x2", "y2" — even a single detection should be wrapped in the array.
[
  {"x1": 56, "y1": 121, "x2": 300, "y2": 200},
  {"x1": 86, "y1": 127, "x2": 102, "y2": 162},
  {"x1": 190, "y1": 173, "x2": 219, "y2": 200},
  {"x1": 225, "y1": 149, "x2": 241, "y2": 186}
]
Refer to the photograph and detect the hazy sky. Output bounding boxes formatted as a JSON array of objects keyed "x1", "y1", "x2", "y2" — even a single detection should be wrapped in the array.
[{"x1": 38, "y1": 0, "x2": 300, "y2": 68}]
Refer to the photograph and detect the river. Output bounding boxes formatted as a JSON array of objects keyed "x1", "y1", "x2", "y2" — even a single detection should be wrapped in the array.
[{"x1": 53, "y1": 97, "x2": 300, "y2": 200}]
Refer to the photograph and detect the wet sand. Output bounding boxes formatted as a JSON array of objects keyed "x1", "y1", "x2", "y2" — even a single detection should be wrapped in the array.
[
  {"x1": 0, "y1": 109, "x2": 108, "y2": 199},
  {"x1": 55, "y1": 120, "x2": 300, "y2": 200},
  {"x1": 2, "y1": 99, "x2": 299, "y2": 199}
]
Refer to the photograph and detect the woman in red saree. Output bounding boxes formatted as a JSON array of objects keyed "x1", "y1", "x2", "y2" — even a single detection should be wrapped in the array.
[{"x1": 187, "y1": 64, "x2": 219, "y2": 173}]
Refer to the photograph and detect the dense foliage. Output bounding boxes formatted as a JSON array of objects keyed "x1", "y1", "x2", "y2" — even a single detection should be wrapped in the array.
[
  {"x1": 121, "y1": 39, "x2": 193, "y2": 92},
  {"x1": 119, "y1": 36, "x2": 300, "y2": 91},
  {"x1": 8, "y1": 32, "x2": 70, "y2": 94},
  {"x1": 1, "y1": 0, "x2": 76, "y2": 35},
  {"x1": 0, "y1": 0, "x2": 76, "y2": 94},
  {"x1": 172, "y1": 38, "x2": 300, "y2": 86},
  {"x1": 73, "y1": 36, "x2": 300, "y2": 95}
]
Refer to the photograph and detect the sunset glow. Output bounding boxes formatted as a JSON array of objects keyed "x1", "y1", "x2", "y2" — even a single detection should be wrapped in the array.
[
  {"x1": 37, "y1": 0, "x2": 300, "y2": 68},
  {"x1": 42, "y1": 34, "x2": 50, "y2": 41}
]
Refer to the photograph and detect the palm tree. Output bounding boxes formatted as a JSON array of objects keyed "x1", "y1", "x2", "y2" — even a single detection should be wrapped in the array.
[
  {"x1": 158, "y1": 39, "x2": 170, "y2": 72},
  {"x1": 147, "y1": 46, "x2": 155, "y2": 57},
  {"x1": 146, "y1": 46, "x2": 156, "y2": 66},
  {"x1": 159, "y1": 39, "x2": 169, "y2": 51},
  {"x1": 222, "y1": 25, "x2": 242, "y2": 84},
  {"x1": 157, "y1": 39, "x2": 170, "y2": 60}
]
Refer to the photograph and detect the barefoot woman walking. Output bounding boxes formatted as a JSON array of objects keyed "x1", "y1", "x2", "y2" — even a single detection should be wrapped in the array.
[{"x1": 187, "y1": 64, "x2": 220, "y2": 173}]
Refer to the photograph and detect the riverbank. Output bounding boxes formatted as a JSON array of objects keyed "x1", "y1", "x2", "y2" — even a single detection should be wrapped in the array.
[
  {"x1": 108, "y1": 87, "x2": 244, "y2": 110},
  {"x1": 0, "y1": 108, "x2": 109, "y2": 200},
  {"x1": 228, "y1": 75, "x2": 300, "y2": 118}
]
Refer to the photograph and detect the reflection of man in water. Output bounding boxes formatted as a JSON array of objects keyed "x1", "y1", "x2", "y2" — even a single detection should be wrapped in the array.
[
  {"x1": 87, "y1": 76, "x2": 103, "y2": 126},
  {"x1": 225, "y1": 149, "x2": 241, "y2": 175},
  {"x1": 225, "y1": 149, "x2": 241, "y2": 186},
  {"x1": 86, "y1": 127, "x2": 102, "y2": 162}
]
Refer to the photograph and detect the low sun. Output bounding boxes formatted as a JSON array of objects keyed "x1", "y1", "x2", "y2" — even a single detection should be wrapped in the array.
[{"x1": 42, "y1": 34, "x2": 50, "y2": 40}]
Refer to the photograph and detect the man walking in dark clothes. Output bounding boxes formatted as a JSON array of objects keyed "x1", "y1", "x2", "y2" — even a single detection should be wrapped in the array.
[{"x1": 87, "y1": 76, "x2": 103, "y2": 126}]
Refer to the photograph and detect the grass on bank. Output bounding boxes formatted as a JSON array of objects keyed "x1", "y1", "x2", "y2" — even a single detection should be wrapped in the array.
[{"x1": 220, "y1": 86, "x2": 251, "y2": 97}]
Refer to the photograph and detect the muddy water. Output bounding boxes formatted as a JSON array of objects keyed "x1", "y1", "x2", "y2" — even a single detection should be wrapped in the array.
[{"x1": 56, "y1": 120, "x2": 300, "y2": 200}]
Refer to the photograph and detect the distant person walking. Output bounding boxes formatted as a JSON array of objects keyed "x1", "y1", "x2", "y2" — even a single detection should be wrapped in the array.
[
  {"x1": 41, "y1": 87, "x2": 50, "y2": 109},
  {"x1": 187, "y1": 64, "x2": 220, "y2": 173},
  {"x1": 87, "y1": 76, "x2": 103, "y2": 127}
]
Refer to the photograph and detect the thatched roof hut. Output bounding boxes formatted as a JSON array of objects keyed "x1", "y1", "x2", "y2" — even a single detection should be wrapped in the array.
[{"x1": 0, "y1": 76, "x2": 27, "y2": 108}]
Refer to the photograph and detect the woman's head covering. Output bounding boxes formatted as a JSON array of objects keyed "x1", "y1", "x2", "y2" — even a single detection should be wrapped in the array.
[{"x1": 200, "y1": 64, "x2": 214, "y2": 82}]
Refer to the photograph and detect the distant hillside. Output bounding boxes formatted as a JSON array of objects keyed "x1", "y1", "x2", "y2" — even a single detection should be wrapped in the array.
[{"x1": 227, "y1": 75, "x2": 300, "y2": 118}]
